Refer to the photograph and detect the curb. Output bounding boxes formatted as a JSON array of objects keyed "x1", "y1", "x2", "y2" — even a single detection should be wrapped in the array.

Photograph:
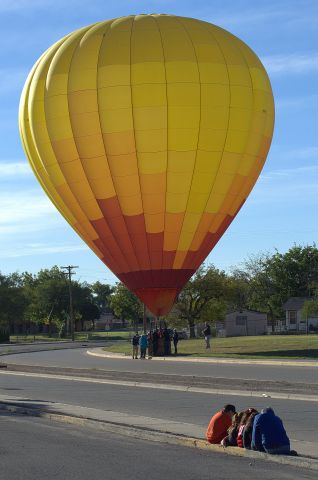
[
  {"x1": 87, "y1": 349, "x2": 318, "y2": 367},
  {"x1": 0, "y1": 401, "x2": 317, "y2": 471}
]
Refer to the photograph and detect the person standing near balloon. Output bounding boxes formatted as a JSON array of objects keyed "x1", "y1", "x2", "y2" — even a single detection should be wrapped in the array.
[
  {"x1": 203, "y1": 323, "x2": 211, "y2": 349},
  {"x1": 132, "y1": 333, "x2": 140, "y2": 360},
  {"x1": 147, "y1": 330, "x2": 153, "y2": 358},
  {"x1": 172, "y1": 329, "x2": 179, "y2": 355},
  {"x1": 152, "y1": 328, "x2": 159, "y2": 356},
  {"x1": 139, "y1": 333, "x2": 148, "y2": 359},
  {"x1": 163, "y1": 327, "x2": 171, "y2": 355}
]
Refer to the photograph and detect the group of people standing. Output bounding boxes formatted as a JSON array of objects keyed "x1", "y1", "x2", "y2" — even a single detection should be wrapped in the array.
[
  {"x1": 206, "y1": 404, "x2": 296, "y2": 456},
  {"x1": 132, "y1": 328, "x2": 179, "y2": 359}
]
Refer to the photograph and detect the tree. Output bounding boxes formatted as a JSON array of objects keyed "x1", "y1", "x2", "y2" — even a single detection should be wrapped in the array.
[
  {"x1": 243, "y1": 245, "x2": 318, "y2": 331},
  {"x1": 227, "y1": 269, "x2": 250, "y2": 311},
  {"x1": 0, "y1": 272, "x2": 29, "y2": 339},
  {"x1": 110, "y1": 283, "x2": 143, "y2": 331},
  {"x1": 23, "y1": 267, "x2": 70, "y2": 335},
  {"x1": 91, "y1": 281, "x2": 114, "y2": 310},
  {"x1": 77, "y1": 301, "x2": 100, "y2": 331},
  {"x1": 240, "y1": 253, "x2": 280, "y2": 332},
  {"x1": 168, "y1": 266, "x2": 231, "y2": 338},
  {"x1": 266, "y1": 245, "x2": 318, "y2": 299},
  {"x1": 302, "y1": 283, "x2": 318, "y2": 333},
  {"x1": 23, "y1": 267, "x2": 99, "y2": 335}
]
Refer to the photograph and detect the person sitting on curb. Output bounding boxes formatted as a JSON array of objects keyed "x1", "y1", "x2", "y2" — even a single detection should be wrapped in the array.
[
  {"x1": 131, "y1": 333, "x2": 139, "y2": 359},
  {"x1": 139, "y1": 333, "x2": 148, "y2": 359},
  {"x1": 236, "y1": 408, "x2": 258, "y2": 448},
  {"x1": 251, "y1": 407, "x2": 296, "y2": 455},
  {"x1": 221, "y1": 411, "x2": 244, "y2": 447},
  {"x1": 206, "y1": 404, "x2": 236, "y2": 444},
  {"x1": 242, "y1": 410, "x2": 259, "y2": 449}
]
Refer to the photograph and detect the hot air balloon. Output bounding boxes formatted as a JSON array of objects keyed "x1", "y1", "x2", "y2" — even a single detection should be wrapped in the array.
[{"x1": 19, "y1": 14, "x2": 274, "y2": 317}]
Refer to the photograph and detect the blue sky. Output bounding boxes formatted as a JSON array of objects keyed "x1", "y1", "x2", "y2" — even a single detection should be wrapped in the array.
[{"x1": 1, "y1": 0, "x2": 318, "y2": 284}]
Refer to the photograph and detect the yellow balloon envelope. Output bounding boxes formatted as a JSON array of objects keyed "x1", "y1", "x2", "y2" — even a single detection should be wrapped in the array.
[{"x1": 19, "y1": 14, "x2": 274, "y2": 316}]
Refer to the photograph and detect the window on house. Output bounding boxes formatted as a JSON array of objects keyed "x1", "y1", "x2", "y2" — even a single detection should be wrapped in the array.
[
  {"x1": 236, "y1": 315, "x2": 247, "y2": 326},
  {"x1": 288, "y1": 311, "x2": 297, "y2": 324}
]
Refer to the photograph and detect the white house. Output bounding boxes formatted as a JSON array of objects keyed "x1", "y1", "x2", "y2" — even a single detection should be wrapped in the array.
[
  {"x1": 282, "y1": 297, "x2": 318, "y2": 333},
  {"x1": 217, "y1": 309, "x2": 267, "y2": 337}
]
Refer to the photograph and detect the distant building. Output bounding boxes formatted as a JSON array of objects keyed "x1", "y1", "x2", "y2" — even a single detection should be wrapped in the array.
[
  {"x1": 282, "y1": 297, "x2": 318, "y2": 333},
  {"x1": 217, "y1": 309, "x2": 267, "y2": 337},
  {"x1": 94, "y1": 308, "x2": 126, "y2": 331}
]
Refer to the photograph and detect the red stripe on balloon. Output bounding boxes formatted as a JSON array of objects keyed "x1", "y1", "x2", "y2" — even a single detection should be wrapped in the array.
[{"x1": 119, "y1": 268, "x2": 195, "y2": 290}]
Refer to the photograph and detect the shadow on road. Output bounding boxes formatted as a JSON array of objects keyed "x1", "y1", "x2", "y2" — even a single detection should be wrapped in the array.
[
  {"x1": 241, "y1": 349, "x2": 318, "y2": 358},
  {"x1": 0, "y1": 399, "x2": 59, "y2": 420},
  {"x1": 1, "y1": 388, "x2": 24, "y2": 391}
]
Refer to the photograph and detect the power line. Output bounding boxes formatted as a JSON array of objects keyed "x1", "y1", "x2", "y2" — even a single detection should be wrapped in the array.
[{"x1": 60, "y1": 265, "x2": 78, "y2": 341}]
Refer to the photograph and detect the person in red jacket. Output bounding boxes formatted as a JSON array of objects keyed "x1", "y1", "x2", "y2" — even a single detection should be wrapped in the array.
[{"x1": 206, "y1": 404, "x2": 236, "y2": 444}]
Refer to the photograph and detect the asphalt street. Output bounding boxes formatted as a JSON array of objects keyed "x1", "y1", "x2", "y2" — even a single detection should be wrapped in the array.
[
  {"x1": 0, "y1": 341, "x2": 107, "y2": 356},
  {"x1": 0, "y1": 413, "x2": 315, "y2": 480},
  {"x1": 1, "y1": 346, "x2": 317, "y2": 458},
  {"x1": 0, "y1": 370, "x2": 316, "y2": 451},
  {"x1": 2, "y1": 347, "x2": 318, "y2": 384}
]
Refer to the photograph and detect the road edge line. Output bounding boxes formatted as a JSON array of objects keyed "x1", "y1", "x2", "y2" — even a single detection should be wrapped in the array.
[{"x1": 86, "y1": 349, "x2": 318, "y2": 367}]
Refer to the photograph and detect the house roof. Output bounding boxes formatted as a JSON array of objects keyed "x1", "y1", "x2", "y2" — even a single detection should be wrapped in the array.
[{"x1": 283, "y1": 297, "x2": 312, "y2": 311}]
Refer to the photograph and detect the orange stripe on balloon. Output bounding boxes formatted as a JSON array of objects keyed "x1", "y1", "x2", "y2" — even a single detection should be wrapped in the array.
[
  {"x1": 91, "y1": 218, "x2": 129, "y2": 273},
  {"x1": 163, "y1": 212, "x2": 184, "y2": 251},
  {"x1": 189, "y1": 212, "x2": 215, "y2": 251},
  {"x1": 162, "y1": 251, "x2": 176, "y2": 269},
  {"x1": 183, "y1": 200, "x2": 244, "y2": 271},
  {"x1": 124, "y1": 214, "x2": 151, "y2": 270},
  {"x1": 92, "y1": 238, "x2": 119, "y2": 273},
  {"x1": 97, "y1": 197, "x2": 140, "y2": 271},
  {"x1": 147, "y1": 232, "x2": 164, "y2": 270}
]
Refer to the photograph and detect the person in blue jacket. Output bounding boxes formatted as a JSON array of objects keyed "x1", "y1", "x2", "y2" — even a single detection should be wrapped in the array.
[
  {"x1": 251, "y1": 407, "x2": 290, "y2": 455},
  {"x1": 139, "y1": 333, "x2": 148, "y2": 359}
]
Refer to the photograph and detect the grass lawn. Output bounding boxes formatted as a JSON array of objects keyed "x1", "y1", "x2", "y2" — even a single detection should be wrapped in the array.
[
  {"x1": 9, "y1": 331, "x2": 132, "y2": 343},
  {"x1": 83, "y1": 331, "x2": 132, "y2": 341},
  {"x1": 105, "y1": 335, "x2": 318, "y2": 360}
]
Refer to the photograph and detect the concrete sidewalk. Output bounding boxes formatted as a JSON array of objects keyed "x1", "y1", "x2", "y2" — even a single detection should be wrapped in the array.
[
  {"x1": 87, "y1": 347, "x2": 318, "y2": 367},
  {"x1": 0, "y1": 394, "x2": 317, "y2": 471}
]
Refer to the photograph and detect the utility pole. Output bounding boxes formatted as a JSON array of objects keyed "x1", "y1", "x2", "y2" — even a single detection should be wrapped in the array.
[{"x1": 61, "y1": 266, "x2": 79, "y2": 341}]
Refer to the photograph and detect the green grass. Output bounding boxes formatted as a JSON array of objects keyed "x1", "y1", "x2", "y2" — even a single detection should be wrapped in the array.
[
  {"x1": 9, "y1": 331, "x2": 132, "y2": 343},
  {"x1": 10, "y1": 334, "x2": 63, "y2": 343},
  {"x1": 105, "y1": 335, "x2": 318, "y2": 360},
  {"x1": 79, "y1": 331, "x2": 132, "y2": 341}
]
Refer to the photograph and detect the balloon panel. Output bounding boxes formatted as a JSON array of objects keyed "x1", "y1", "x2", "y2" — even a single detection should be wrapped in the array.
[{"x1": 19, "y1": 15, "x2": 274, "y2": 316}]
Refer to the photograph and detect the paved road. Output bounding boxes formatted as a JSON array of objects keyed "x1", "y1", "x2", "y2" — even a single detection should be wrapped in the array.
[
  {"x1": 0, "y1": 413, "x2": 315, "y2": 480},
  {"x1": 2, "y1": 347, "x2": 318, "y2": 384},
  {"x1": 0, "y1": 341, "x2": 108, "y2": 356},
  {"x1": 0, "y1": 370, "x2": 316, "y2": 452}
]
